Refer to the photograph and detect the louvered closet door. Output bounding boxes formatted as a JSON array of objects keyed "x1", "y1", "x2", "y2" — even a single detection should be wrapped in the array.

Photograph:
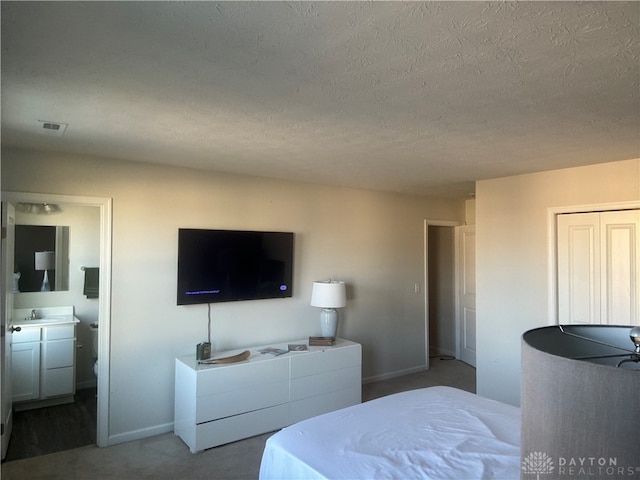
[{"x1": 557, "y1": 210, "x2": 639, "y2": 325}]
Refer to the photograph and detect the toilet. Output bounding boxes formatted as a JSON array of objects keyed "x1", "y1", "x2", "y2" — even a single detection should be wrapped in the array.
[{"x1": 90, "y1": 323, "x2": 99, "y2": 378}]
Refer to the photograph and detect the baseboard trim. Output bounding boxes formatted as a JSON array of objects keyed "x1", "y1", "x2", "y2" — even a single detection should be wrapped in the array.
[
  {"x1": 362, "y1": 365, "x2": 426, "y2": 384},
  {"x1": 107, "y1": 422, "x2": 174, "y2": 446}
]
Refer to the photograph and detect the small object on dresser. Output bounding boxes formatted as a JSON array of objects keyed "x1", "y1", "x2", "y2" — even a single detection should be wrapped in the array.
[
  {"x1": 258, "y1": 347, "x2": 289, "y2": 356},
  {"x1": 309, "y1": 336, "x2": 335, "y2": 346},
  {"x1": 288, "y1": 344, "x2": 308, "y2": 351},
  {"x1": 196, "y1": 342, "x2": 211, "y2": 360},
  {"x1": 198, "y1": 350, "x2": 251, "y2": 364}
]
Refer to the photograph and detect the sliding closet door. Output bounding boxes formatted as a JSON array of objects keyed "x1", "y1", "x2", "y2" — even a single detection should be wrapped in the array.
[
  {"x1": 557, "y1": 213, "x2": 600, "y2": 324},
  {"x1": 557, "y1": 210, "x2": 639, "y2": 325}
]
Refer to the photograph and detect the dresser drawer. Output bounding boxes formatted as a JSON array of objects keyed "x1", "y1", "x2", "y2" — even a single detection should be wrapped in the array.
[
  {"x1": 291, "y1": 344, "x2": 361, "y2": 378},
  {"x1": 194, "y1": 403, "x2": 289, "y2": 451},
  {"x1": 290, "y1": 387, "x2": 362, "y2": 424},
  {"x1": 196, "y1": 356, "x2": 289, "y2": 397},
  {"x1": 290, "y1": 365, "x2": 360, "y2": 402},
  {"x1": 196, "y1": 379, "x2": 289, "y2": 423}
]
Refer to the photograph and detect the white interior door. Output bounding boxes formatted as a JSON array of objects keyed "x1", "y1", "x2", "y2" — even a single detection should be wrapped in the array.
[
  {"x1": 600, "y1": 210, "x2": 640, "y2": 325},
  {"x1": 557, "y1": 212, "x2": 601, "y2": 324},
  {"x1": 456, "y1": 225, "x2": 476, "y2": 367},
  {"x1": 1, "y1": 202, "x2": 16, "y2": 459},
  {"x1": 557, "y1": 209, "x2": 639, "y2": 325}
]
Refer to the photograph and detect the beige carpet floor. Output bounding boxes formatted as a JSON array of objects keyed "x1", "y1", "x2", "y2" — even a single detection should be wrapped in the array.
[{"x1": 1, "y1": 357, "x2": 475, "y2": 480}]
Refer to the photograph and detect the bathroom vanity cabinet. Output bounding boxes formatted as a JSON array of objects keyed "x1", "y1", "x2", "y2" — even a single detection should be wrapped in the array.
[{"x1": 11, "y1": 318, "x2": 78, "y2": 410}]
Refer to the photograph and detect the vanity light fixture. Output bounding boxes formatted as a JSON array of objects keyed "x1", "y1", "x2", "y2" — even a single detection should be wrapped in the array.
[{"x1": 16, "y1": 202, "x2": 61, "y2": 215}]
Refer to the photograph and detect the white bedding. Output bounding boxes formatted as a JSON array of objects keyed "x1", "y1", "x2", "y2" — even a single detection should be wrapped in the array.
[{"x1": 259, "y1": 386, "x2": 520, "y2": 480}]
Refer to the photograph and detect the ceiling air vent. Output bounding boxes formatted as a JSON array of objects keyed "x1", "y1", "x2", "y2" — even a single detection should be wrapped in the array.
[{"x1": 37, "y1": 120, "x2": 68, "y2": 137}]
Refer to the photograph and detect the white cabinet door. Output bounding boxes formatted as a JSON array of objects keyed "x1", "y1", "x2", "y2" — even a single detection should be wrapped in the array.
[
  {"x1": 557, "y1": 210, "x2": 639, "y2": 325},
  {"x1": 42, "y1": 366, "x2": 74, "y2": 398},
  {"x1": 42, "y1": 338, "x2": 74, "y2": 369},
  {"x1": 11, "y1": 342, "x2": 40, "y2": 402}
]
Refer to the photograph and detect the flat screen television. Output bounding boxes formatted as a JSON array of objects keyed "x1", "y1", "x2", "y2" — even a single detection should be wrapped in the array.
[{"x1": 177, "y1": 229, "x2": 294, "y2": 305}]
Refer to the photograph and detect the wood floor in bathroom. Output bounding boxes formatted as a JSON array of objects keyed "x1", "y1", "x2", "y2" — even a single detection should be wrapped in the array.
[{"x1": 3, "y1": 387, "x2": 97, "y2": 462}]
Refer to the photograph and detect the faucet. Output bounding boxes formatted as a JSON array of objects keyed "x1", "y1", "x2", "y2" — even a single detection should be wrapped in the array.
[{"x1": 30, "y1": 309, "x2": 37, "y2": 320}]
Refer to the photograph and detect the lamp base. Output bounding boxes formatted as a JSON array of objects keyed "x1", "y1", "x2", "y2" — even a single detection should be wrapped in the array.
[
  {"x1": 320, "y1": 308, "x2": 338, "y2": 338},
  {"x1": 40, "y1": 270, "x2": 51, "y2": 292}
]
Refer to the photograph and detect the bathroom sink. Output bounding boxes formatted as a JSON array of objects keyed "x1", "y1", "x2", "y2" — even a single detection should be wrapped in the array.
[{"x1": 17, "y1": 316, "x2": 79, "y2": 326}]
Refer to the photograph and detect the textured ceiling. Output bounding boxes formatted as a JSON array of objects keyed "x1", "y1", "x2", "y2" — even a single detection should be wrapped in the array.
[{"x1": 1, "y1": 1, "x2": 639, "y2": 198}]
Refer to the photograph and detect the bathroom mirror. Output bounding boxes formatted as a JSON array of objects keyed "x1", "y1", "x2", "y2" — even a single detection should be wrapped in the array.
[{"x1": 14, "y1": 224, "x2": 70, "y2": 292}]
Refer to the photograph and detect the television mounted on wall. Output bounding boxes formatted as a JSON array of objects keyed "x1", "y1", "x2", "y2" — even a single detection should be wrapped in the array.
[{"x1": 177, "y1": 229, "x2": 294, "y2": 305}]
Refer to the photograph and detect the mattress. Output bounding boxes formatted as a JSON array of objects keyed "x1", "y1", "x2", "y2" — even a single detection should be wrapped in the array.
[{"x1": 259, "y1": 386, "x2": 521, "y2": 480}]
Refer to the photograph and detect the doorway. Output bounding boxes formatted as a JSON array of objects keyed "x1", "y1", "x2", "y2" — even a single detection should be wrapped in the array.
[
  {"x1": 1, "y1": 192, "x2": 112, "y2": 460},
  {"x1": 424, "y1": 220, "x2": 461, "y2": 369},
  {"x1": 427, "y1": 226, "x2": 456, "y2": 358}
]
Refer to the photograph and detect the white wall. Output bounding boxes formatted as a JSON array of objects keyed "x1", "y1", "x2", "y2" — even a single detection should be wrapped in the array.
[
  {"x1": 2, "y1": 147, "x2": 464, "y2": 443},
  {"x1": 476, "y1": 158, "x2": 640, "y2": 406},
  {"x1": 465, "y1": 199, "x2": 475, "y2": 225}
]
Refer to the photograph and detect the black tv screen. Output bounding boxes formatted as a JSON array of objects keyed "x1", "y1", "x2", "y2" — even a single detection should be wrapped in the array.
[{"x1": 177, "y1": 229, "x2": 294, "y2": 305}]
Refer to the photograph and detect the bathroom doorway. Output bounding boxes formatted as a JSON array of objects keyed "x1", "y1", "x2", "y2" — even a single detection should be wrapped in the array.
[{"x1": 1, "y1": 192, "x2": 112, "y2": 460}]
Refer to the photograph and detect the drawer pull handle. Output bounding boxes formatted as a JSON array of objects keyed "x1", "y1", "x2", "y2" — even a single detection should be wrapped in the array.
[{"x1": 10, "y1": 326, "x2": 21, "y2": 333}]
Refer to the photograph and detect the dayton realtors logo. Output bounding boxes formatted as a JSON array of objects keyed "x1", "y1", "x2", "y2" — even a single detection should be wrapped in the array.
[
  {"x1": 522, "y1": 452, "x2": 640, "y2": 478},
  {"x1": 522, "y1": 452, "x2": 555, "y2": 479}
]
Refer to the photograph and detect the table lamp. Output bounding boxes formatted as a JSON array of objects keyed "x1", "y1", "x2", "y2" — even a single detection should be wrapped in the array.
[
  {"x1": 35, "y1": 251, "x2": 55, "y2": 292},
  {"x1": 311, "y1": 280, "x2": 346, "y2": 338},
  {"x1": 521, "y1": 325, "x2": 639, "y2": 478}
]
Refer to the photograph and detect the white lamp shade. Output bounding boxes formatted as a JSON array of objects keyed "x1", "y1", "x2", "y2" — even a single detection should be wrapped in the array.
[
  {"x1": 311, "y1": 281, "x2": 346, "y2": 308},
  {"x1": 35, "y1": 251, "x2": 55, "y2": 271}
]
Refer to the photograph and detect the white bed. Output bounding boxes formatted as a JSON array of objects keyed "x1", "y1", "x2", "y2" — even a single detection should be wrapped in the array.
[{"x1": 259, "y1": 386, "x2": 521, "y2": 480}]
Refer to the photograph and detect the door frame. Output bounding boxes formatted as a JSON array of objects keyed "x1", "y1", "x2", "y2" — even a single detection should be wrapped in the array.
[
  {"x1": 547, "y1": 200, "x2": 640, "y2": 326},
  {"x1": 424, "y1": 220, "x2": 462, "y2": 370},
  {"x1": 2, "y1": 192, "x2": 112, "y2": 448}
]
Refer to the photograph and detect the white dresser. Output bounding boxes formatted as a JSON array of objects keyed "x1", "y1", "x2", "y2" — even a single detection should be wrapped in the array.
[{"x1": 174, "y1": 338, "x2": 361, "y2": 453}]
